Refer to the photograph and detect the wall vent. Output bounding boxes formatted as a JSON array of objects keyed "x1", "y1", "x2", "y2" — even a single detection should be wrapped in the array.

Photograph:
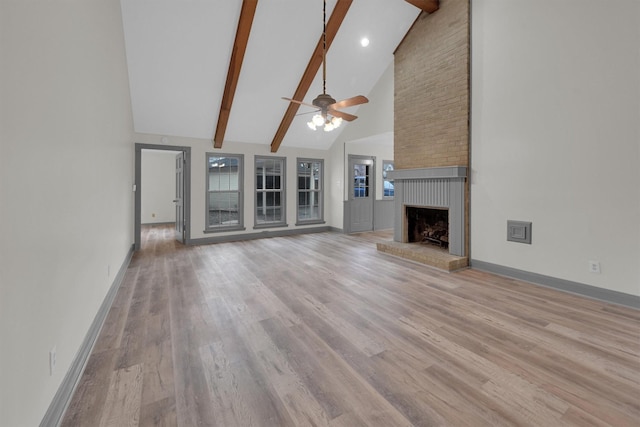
[{"x1": 507, "y1": 220, "x2": 532, "y2": 244}]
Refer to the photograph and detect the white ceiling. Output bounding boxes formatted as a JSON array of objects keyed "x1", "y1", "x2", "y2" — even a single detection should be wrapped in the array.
[{"x1": 120, "y1": 0, "x2": 420, "y2": 150}]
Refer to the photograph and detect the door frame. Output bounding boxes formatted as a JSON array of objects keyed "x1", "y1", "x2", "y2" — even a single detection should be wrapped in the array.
[{"x1": 134, "y1": 143, "x2": 191, "y2": 250}]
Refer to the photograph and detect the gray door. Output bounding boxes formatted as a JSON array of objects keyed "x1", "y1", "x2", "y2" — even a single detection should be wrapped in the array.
[
  {"x1": 348, "y1": 156, "x2": 375, "y2": 233},
  {"x1": 174, "y1": 152, "x2": 185, "y2": 243}
]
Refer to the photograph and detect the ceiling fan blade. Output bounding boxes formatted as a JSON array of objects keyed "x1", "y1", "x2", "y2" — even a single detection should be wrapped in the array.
[
  {"x1": 330, "y1": 95, "x2": 369, "y2": 110},
  {"x1": 295, "y1": 109, "x2": 320, "y2": 117},
  {"x1": 281, "y1": 97, "x2": 316, "y2": 109},
  {"x1": 329, "y1": 109, "x2": 358, "y2": 122}
]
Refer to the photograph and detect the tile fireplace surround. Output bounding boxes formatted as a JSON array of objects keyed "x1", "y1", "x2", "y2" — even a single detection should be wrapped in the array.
[{"x1": 385, "y1": 166, "x2": 467, "y2": 263}]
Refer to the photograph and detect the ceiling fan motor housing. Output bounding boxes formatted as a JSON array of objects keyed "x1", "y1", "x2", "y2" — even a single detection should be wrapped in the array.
[{"x1": 312, "y1": 93, "x2": 337, "y2": 109}]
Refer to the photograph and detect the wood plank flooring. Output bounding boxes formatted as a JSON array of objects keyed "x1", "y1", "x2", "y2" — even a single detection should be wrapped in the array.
[{"x1": 61, "y1": 224, "x2": 640, "y2": 426}]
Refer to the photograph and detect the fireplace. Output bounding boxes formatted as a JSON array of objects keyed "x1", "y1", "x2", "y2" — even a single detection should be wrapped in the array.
[
  {"x1": 406, "y1": 206, "x2": 449, "y2": 248},
  {"x1": 386, "y1": 166, "x2": 467, "y2": 258},
  {"x1": 376, "y1": 166, "x2": 467, "y2": 270}
]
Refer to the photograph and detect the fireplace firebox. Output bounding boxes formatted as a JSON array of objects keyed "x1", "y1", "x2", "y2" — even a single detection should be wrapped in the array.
[{"x1": 406, "y1": 206, "x2": 449, "y2": 248}]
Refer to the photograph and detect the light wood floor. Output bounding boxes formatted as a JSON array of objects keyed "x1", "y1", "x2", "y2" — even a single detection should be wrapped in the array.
[{"x1": 61, "y1": 224, "x2": 640, "y2": 426}]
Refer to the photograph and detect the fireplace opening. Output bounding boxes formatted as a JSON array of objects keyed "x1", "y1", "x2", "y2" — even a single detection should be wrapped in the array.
[{"x1": 406, "y1": 206, "x2": 449, "y2": 249}]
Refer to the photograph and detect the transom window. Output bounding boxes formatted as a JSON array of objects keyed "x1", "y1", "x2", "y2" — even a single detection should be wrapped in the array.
[
  {"x1": 297, "y1": 159, "x2": 324, "y2": 224},
  {"x1": 205, "y1": 154, "x2": 243, "y2": 232},
  {"x1": 255, "y1": 156, "x2": 286, "y2": 227}
]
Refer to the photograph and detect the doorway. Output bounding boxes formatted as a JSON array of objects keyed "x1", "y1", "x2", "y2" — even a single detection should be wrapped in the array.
[
  {"x1": 134, "y1": 143, "x2": 191, "y2": 250},
  {"x1": 347, "y1": 155, "x2": 375, "y2": 233}
]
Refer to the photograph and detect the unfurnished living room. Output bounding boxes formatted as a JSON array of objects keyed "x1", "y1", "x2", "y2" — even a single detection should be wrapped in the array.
[{"x1": 1, "y1": 0, "x2": 639, "y2": 426}]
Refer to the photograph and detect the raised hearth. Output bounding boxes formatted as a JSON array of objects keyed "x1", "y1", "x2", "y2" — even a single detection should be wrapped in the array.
[{"x1": 377, "y1": 241, "x2": 467, "y2": 272}]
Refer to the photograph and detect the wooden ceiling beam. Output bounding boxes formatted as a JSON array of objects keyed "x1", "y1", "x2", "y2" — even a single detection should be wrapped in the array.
[
  {"x1": 213, "y1": 0, "x2": 258, "y2": 149},
  {"x1": 404, "y1": 0, "x2": 439, "y2": 14},
  {"x1": 270, "y1": 0, "x2": 353, "y2": 153}
]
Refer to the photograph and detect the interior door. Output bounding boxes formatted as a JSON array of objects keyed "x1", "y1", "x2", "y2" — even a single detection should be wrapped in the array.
[
  {"x1": 174, "y1": 152, "x2": 185, "y2": 243},
  {"x1": 348, "y1": 156, "x2": 374, "y2": 233}
]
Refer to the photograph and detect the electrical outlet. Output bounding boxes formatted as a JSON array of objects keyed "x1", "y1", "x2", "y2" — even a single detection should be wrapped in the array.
[
  {"x1": 49, "y1": 347, "x2": 57, "y2": 376},
  {"x1": 588, "y1": 260, "x2": 601, "y2": 274}
]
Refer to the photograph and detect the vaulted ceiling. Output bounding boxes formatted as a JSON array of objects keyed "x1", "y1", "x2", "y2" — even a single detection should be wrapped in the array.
[{"x1": 120, "y1": 0, "x2": 433, "y2": 151}]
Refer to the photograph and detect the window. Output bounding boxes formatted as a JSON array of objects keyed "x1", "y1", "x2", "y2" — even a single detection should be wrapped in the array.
[
  {"x1": 297, "y1": 159, "x2": 324, "y2": 224},
  {"x1": 353, "y1": 163, "x2": 370, "y2": 198},
  {"x1": 255, "y1": 156, "x2": 286, "y2": 227},
  {"x1": 206, "y1": 154, "x2": 243, "y2": 232},
  {"x1": 382, "y1": 160, "x2": 394, "y2": 198}
]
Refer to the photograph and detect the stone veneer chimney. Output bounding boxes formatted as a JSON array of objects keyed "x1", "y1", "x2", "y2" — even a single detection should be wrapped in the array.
[{"x1": 391, "y1": 0, "x2": 470, "y2": 263}]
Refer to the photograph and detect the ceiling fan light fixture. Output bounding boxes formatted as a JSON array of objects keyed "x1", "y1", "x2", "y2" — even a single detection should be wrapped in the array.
[{"x1": 309, "y1": 113, "x2": 341, "y2": 132}]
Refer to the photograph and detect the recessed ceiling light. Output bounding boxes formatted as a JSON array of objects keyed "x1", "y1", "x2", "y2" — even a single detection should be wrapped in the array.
[{"x1": 360, "y1": 37, "x2": 370, "y2": 47}]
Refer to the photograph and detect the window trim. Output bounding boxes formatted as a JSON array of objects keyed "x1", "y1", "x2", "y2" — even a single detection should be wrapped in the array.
[
  {"x1": 254, "y1": 155, "x2": 287, "y2": 229},
  {"x1": 204, "y1": 153, "x2": 245, "y2": 233},
  {"x1": 296, "y1": 158, "x2": 325, "y2": 226}
]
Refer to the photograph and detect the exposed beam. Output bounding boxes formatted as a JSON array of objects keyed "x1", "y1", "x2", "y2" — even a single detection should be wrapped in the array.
[
  {"x1": 213, "y1": 0, "x2": 258, "y2": 149},
  {"x1": 270, "y1": 0, "x2": 353, "y2": 153},
  {"x1": 404, "y1": 0, "x2": 439, "y2": 14}
]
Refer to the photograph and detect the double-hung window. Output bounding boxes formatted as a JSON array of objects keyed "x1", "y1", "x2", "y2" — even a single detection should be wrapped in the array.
[
  {"x1": 297, "y1": 159, "x2": 324, "y2": 224},
  {"x1": 382, "y1": 160, "x2": 394, "y2": 198},
  {"x1": 206, "y1": 154, "x2": 243, "y2": 232},
  {"x1": 255, "y1": 156, "x2": 286, "y2": 227}
]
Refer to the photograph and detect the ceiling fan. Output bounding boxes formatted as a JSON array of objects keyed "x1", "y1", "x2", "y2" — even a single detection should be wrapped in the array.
[{"x1": 282, "y1": 0, "x2": 369, "y2": 132}]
